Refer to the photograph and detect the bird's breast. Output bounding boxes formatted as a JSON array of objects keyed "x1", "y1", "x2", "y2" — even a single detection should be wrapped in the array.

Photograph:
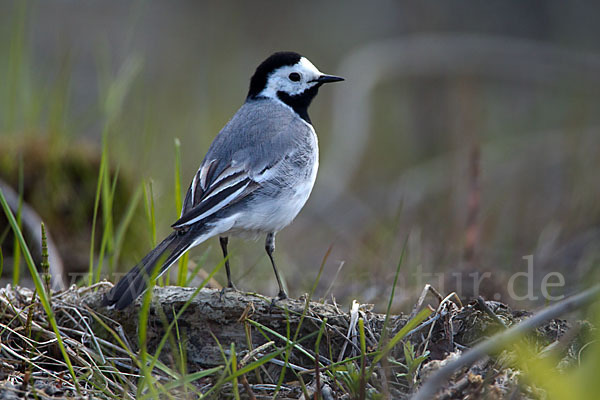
[{"x1": 227, "y1": 126, "x2": 318, "y2": 236}]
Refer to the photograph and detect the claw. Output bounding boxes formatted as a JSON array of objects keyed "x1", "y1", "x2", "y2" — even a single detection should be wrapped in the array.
[
  {"x1": 268, "y1": 291, "x2": 288, "y2": 312},
  {"x1": 219, "y1": 285, "x2": 238, "y2": 301}
]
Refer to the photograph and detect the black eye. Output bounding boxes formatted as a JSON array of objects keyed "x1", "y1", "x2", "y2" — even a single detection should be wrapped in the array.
[{"x1": 288, "y1": 72, "x2": 301, "y2": 82}]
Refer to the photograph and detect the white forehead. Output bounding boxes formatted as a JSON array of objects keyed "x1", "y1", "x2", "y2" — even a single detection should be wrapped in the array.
[
  {"x1": 297, "y1": 57, "x2": 322, "y2": 76},
  {"x1": 268, "y1": 57, "x2": 322, "y2": 79},
  {"x1": 259, "y1": 56, "x2": 323, "y2": 99}
]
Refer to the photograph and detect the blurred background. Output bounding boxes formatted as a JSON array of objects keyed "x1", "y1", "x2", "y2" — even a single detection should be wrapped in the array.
[{"x1": 1, "y1": 0, "x2": 599, "y2": 312}]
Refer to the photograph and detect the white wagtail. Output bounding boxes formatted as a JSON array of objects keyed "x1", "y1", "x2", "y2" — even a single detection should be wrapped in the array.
[{"x1": 103, "y1": 51, "x2": 344, "y2": 309}]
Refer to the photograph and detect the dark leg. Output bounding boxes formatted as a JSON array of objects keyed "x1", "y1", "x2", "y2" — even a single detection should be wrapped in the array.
[
  {"x1": 265, "y1": 232, "x2": 287, "y2": 299},
  {"x1": 220, "y1": 236, "x2": 236, "y2": 289}
]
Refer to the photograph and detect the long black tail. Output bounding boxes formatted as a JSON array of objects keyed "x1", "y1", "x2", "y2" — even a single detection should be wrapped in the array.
[{"x1": 102, "y1": 229, "x2": 199, "y2": 309}]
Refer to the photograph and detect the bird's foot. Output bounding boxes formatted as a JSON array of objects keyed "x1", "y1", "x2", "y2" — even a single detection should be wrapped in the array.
[
  {"x1": 219, "y1": 283, "x2": 238, "y2": 301},
  {"x1": 268, "y1": 291, "x2": 288, "y2": 311}
]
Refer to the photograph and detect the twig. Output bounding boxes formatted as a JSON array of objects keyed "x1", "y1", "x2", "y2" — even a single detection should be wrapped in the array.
[
  {"x1": 476, "y1": 296, "x2": 508, "y2": 329},
  {"x1": 240, "y1": 374, "x2": 257, "y2": 400},
  {"x1": 239, "y1": 341, "x2": 275, "y2": 366},
  {"x1": 323, "y1": 261, "x2": 345, "y2": 300},
  {"x1": 413, "y1": 284, "x2": 600, "y2": 400},
  {"x1": 409, "y1": 284, "x2": 443, "y2": 320},
  {"x1": 337, "y1": 300, "x2": 360, "y2": 362},
  {"x1": 267, "y1": 358, "x2": 310, "y2": 372}
]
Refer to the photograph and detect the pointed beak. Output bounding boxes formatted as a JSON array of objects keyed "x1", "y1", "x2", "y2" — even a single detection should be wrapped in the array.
[{"x1": 315, "y1": 74, "x2": 345, "y2": 83}]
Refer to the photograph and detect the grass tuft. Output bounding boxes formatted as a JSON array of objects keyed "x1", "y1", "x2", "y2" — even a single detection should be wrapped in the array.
[{"x1": 0, "y1": 187, "x2": 81, "y2": 395}]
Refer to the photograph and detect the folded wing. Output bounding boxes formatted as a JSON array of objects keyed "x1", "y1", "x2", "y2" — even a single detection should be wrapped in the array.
[{"x1": 173, "y1": 161, "x2": 261, "y2": 229}]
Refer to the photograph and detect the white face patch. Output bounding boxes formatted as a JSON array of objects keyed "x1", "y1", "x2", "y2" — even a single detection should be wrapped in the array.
[{"x1": 258, "y1": 57, "x2": 323, "y2": 99}]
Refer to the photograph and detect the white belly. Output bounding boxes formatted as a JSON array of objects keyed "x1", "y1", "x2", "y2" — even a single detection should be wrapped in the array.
[
  {"x1": 225, "y1": 143, "x2": 318, "y2": 238},
  {"x1": 231, "y1": 168, "x2": 317, "y2": 238}
]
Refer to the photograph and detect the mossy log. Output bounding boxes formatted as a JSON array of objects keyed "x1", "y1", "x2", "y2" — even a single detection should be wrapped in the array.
[
  {"x1": 86, "y1": 286, "x2": 405, "y2": 369},
  {"x1": 84, "y1": 285, "x2": 574, "y2": 375}
]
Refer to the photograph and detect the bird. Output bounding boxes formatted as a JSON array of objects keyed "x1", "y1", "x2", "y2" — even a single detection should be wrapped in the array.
[{"x1": 103, "y1": 51, "x2": 344, "y2": 309}]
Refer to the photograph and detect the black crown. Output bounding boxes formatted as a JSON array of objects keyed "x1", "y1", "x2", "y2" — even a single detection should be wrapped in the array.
[{"x1": 247, "y1": 51, "x2": 303, "y2": 99}]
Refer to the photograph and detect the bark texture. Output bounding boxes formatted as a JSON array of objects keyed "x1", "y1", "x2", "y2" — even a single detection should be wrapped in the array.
[{"x1": 85, "y1": 286, "x2": 404, "y2": 368}]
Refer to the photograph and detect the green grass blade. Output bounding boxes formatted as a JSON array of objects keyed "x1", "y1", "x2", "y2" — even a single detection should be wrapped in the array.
[
  {"x1": 309, "y1": 243, "x2": 333, "y2": 302},
  {"x1": 137, "y1": 252, "x2": 165, "y2": 398},
  {"x1": 94, "y1": 163, "x2": 120, "y2": 283},
  {"x1": 40, "y1": 222, "x2": 50, "y2": 296},
  {"x1": 111, "y1": 182, "x2": 143, "y2": 274},
  {"x1": 159, "y1": 366, "x2": 222, "y2": 393},
  {"x1": 358, "y1": 317, "x2": 367, "y2": 400},
  {"x1": 273, "y1": 307, "x2": 293, "y2": 397},
  {"x1": 146, "y1": 258, "x2": 225, "y2": 373},
  {"x1": 231, "y1": 342, "x2": 240, "y2": 400},
  {"x1": 173, "y1": 138, "x2": 183, "y2": 213},
  {"x1": 379, "y1": 236, "x2": 409, "y2": 351},
  {"x1": 143, "y1": 180, "x2": 157, "y2": 247},
  {"x1": 11, "y1": 156, "x2": 24, "y2": 286},
  {"x1": 222, "y1": 329, "x2": 322, "y2": 385},
  {"x1": 372, "y1": 308, "x2": 432, "y2": 365},
  {"x1": 196, "y1": 344, "x2": 234, "y2": 399},
  {"x1": 172, "y1": 307, "x2": 189, "y2": 394},
  {"x1": 88, "y1": 139, "x2": 107, "y2": 285},
  {"x1": 185, "y1": 246, "x2": 212, "y2": 286},
  {"x1": 0, "y1": 188, "x2": 81, "y2": 394},
  {"x1": 174, "y1": 138, "x2": 189, "y2": 286},
  {"x1": 246, "y1": 319, "x2": 325, "y2": 369}
]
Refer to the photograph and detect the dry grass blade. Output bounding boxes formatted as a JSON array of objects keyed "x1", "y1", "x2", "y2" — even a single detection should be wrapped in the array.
[{"x1": 0, "y1": 285, "x2": 143, "y2": 398}]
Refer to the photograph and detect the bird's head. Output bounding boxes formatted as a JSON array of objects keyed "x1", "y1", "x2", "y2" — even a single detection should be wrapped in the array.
[{"x1": 247, "y1": 51, "x2": 344, "y2": 121}]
